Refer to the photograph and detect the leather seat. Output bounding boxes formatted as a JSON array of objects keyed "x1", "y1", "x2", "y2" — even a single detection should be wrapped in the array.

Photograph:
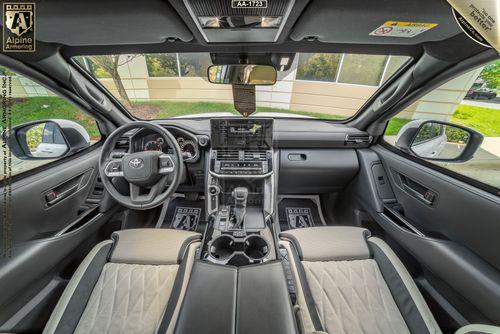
[
  {"x1": 43, "y1": 229, "x2": 201, "y2": 334},
  {"x1": 280, "y1": 226, "x2": 442, "y2": 334}
]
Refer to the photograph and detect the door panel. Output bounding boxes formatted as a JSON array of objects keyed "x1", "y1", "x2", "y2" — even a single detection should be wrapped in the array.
[
  {"x1": 370, "y1": 144, "x2": 500, "y2": 324},
  {"x1": 0, "y1": 147, "x2": 117, "y2": 331}
]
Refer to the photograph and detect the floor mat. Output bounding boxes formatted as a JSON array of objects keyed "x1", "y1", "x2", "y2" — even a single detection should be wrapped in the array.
[
  {"x1": 158, "y1": 197, "x2": 207, "y2": 233},
  {"x1": 278, "y1": 197, "x2": 325, "y2": 231}
]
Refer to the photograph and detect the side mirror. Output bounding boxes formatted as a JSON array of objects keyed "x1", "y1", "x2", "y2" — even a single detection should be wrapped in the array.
[
  {"x1": 395, "y1": 120, "x2": 483, "y2": 163},
  {"x1": 2, "y1": 119, "x2": 90, "y2": 159}
]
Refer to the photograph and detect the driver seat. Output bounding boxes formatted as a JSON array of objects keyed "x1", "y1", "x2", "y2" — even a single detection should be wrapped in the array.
[{"x1": 42, "y1": 229, "x2": 201, "y2": 334}]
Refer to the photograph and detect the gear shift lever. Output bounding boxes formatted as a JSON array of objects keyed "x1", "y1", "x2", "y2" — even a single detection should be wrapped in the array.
[{"x1": 232, "y1": 187, "x2": 248, "y2": 229}]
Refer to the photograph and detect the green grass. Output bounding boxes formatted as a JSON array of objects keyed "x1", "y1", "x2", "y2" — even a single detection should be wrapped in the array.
[
  {"x1": 4, "y1": 97, "x2": 499, "y2": 140},
  {"x1": 385, "y1": 104, "x2": 500, "y2": 136},
  {"x1": 131, "y1": 100, "x2": 343, "y2": 120},
  {"x1": 6, "y1": 96, "x2": 101, "y2": 138},
  {"x1": 385, "y1": 117, "x2": 411, "y2": 135},
  {"x1": 451, "y1": 104, "x2": 500, "y2": 136}
]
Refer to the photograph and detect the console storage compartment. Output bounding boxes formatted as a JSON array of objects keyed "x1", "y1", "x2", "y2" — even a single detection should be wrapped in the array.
[
  {"x1": 237, "y1": 261, "x2": 298, "y2": 334},
  {"x1": 175, "y1": 261, "x2": 298, "y2": 334}
]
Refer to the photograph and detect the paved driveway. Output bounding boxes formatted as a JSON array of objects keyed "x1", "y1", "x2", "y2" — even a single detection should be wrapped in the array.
[{"x1": 462, "y1": 99, "x2": 500, "y2": 110}]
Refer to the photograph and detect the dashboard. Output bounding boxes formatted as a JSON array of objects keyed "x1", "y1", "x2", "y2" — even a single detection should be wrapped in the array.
[{"x1": 118, "y1": 118, "x2": 370, "y2": 194}]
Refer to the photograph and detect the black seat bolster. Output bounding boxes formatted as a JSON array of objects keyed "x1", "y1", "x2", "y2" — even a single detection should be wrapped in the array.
[
  {"x1": 368, "y1": 238, "x2": 437, "y2": 334},
  {"x1": 45, "y1": 240, "x2": 113, "y2": 334}
]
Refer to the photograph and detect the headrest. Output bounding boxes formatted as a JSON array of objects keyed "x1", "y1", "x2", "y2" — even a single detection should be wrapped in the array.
[
  {"x1": 280, "y1": 226, "x2": 371, "y2": 261},
  {"x1": 109, "y1": 229, "x2": 201, "y2": 265}
]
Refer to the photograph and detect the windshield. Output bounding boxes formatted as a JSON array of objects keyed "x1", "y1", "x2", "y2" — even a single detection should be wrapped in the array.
[{"x1": 74, "y1": 53, "x2": 410, "y2": 120}]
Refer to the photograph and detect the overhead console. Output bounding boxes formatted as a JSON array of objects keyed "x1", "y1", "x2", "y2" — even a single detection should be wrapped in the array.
[{"x1": 182, "y1": 0, "x2": 295, "y2": 42}]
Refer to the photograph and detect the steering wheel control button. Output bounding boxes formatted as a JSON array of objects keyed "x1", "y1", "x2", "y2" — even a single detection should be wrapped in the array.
[
  {"x1": 159, "y1": 155, "x2": 175, "y2": 174},
  {"x1": 104, "y1": 160, "x2": 124, "y2": 177}
]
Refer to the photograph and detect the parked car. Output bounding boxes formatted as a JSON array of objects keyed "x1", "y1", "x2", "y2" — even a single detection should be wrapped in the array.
[{"x1": 465, "y1": 86, "x2": 497, "y2": 99}]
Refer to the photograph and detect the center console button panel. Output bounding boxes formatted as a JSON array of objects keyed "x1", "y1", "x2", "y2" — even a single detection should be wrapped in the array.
[{"x1": 210, "y1": 118, "x2": 273, "y2": 177}]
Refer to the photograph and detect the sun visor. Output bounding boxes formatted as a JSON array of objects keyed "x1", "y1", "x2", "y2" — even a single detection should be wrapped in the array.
[
  {"x1": 290, "y1": 0, "x2": 463, "y2": 45},
  {"x1": 35, "y1": 0, "x2": 193, "y2": 46}
]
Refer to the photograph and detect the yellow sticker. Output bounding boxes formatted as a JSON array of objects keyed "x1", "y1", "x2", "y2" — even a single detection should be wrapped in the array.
[{"x1": 370, "y1": 21, "x2": 438, "y2": 38}]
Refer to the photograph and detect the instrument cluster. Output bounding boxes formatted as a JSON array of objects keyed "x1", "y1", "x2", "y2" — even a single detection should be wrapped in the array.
[{"x1": 140, "y1": 133, "x2": 200, "y2": 162}]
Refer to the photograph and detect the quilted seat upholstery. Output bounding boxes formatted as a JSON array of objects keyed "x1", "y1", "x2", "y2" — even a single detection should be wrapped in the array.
[
  {"x1": 43, "y1": 229, "x2": 201, "y2": 334},
  {"x1": 75, "y1": 263, "x2": 179, "y2": 334},
  {"x1": 281, "y1": 226, "x2": 442, "y2": 334},
  {"x1": 303, "y1": 259, "x2": 409, "y2": 334}
]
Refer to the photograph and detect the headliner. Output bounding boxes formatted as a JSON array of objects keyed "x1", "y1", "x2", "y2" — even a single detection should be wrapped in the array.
[{"x1": 0, "y1": 0, "x2": 492, "y2": 64}]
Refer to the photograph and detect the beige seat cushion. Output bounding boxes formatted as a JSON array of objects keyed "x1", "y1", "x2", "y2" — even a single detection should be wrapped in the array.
[{"x1": 303, "y1": 259, "x2": 410, "y2": 334}]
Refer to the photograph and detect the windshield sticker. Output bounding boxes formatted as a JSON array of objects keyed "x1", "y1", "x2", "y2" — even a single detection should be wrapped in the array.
[
  {"x1": 447, "y1": 0, "x2": 498, "y2": 51},
  {"x1": 369, "y1": 21, "x2": 438, "y2": 38}
]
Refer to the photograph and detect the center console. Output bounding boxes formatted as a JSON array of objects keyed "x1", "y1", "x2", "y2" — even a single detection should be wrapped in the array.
[
  {"x1": 174, "y1": 118, "x2": 298, "y2": 334},
  {"x1": 203, "y1": 118, "x2": 277, "y2": 266}
]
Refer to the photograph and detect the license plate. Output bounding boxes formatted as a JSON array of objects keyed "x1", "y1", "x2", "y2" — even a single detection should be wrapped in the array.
[{"x1": 231, "y1": 0, "x2": 268, "y2": 8}]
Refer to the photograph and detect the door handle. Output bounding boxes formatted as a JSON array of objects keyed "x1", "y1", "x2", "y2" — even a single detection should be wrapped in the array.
[
  {"x1": 402, "y1": 184, "x2": 435, "y2": 205},
  {"x1": 45, "y1": 184, "x2": 79, "y2": 206},
  {"x1": 398, "y1": 173, "x2": 437, "y2": 206}
]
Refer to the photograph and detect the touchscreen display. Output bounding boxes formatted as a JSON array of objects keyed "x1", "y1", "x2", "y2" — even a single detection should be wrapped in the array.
[{"x1": 211, "y1": 119, "x2": 273, "y2": 149}]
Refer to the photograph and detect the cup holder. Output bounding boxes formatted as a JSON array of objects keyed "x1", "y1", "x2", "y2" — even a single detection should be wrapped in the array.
[
  {"x1": 244, "y1": 235, "x2": 269, "y2": 260},
  {"x1": 209, "y1": 235, "x2": 235, "y2": 260},
  {"x1": 209, "y1": 234, "x2": 269, "y2": 263}
]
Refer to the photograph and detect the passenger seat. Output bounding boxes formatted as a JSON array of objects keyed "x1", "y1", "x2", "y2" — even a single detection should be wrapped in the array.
[{"x1": 280, "y1": 226, "x2": 442, "y2": 334}]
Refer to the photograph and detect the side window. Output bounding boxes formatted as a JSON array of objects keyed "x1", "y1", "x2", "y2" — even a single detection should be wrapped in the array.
[
  {"x1": 384, "y1": 59, "x2": 500, "y2": 189},
  {"x1": 0, "y1": 66, "x2": 101, "y2": 179}
]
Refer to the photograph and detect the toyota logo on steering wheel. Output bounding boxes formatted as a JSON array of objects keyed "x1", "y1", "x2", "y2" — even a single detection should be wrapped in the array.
[{"x1": 129, "y1": 158, "x2": 144, "y2": 168}]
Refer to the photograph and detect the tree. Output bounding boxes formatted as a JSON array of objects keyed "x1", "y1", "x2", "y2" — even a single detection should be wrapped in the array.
[
  {"x1": 87, "y1": 55, "x2": 139, "y2": 107},
  {"x1": 479, "y1": 60, "x2": 500, "y2": 89},
  {"x1": 297, "y1": 53, "x2": 341, "y2": 81}
]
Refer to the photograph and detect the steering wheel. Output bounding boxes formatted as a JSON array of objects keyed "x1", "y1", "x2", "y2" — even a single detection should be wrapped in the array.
[{"x1": 99, "y1": 122, "x2": 183, "y2": 210}]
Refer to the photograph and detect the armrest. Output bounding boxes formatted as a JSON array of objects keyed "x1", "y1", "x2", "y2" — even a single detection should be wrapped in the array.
[{"x1": 237, "y1": 261, "x2": 298, "y2": 334}]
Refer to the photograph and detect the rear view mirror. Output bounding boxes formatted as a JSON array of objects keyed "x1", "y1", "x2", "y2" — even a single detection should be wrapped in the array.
[
  {"x1": 395, "y1": 120, "x2": 483, "y2": 162},
  {"x1": 2, "y1": 119, "x2": 91, "y2": 160},
  {"x1": 207, "y1": 64, "x2": 277, "y2": 85}
]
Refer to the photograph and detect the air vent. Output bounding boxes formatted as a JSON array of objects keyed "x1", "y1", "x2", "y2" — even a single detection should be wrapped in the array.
[
  {"x1": 216, "y1": 150, "x2": 240, "y2": 161},
  {"x1": 115, "y1": 136, "x2": 130, "y2": 152},
  {"x1": 244, "y1": 151, "x2": 267, "y2": 161},
  {"x1": 344, "y1": 134, "x2": 373, "y2": 146}
]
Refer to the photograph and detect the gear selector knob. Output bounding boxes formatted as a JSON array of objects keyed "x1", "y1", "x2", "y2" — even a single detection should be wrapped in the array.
[{"x1": 232, "y1": 187, "x2": 248, "y2": 228}]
